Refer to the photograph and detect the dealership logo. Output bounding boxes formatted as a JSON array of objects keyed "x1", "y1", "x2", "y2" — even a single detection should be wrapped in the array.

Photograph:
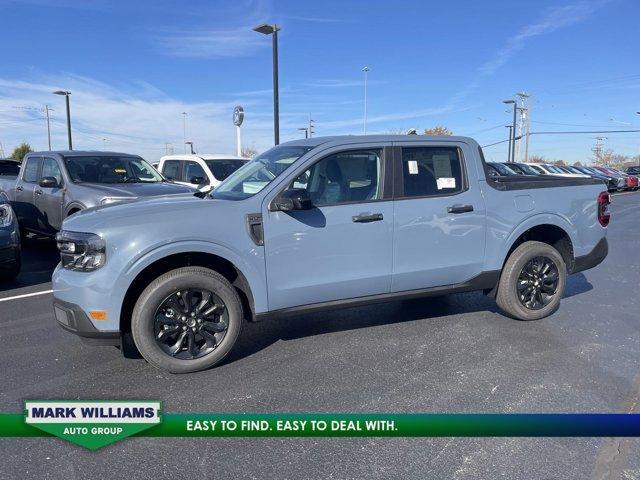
[{"x1": 24, "y1": 401, "x2": 161, "y2": 450}]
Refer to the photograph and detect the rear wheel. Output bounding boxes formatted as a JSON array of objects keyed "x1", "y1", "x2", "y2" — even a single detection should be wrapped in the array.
[
  {"x1": 496, "y1": 241, "x2": 567, "y2": 321},
  {"x1": 131, "y1": 267, "x2": 243, "y2": 373}
]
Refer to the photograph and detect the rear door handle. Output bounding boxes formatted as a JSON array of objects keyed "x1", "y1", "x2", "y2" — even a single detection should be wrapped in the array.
[
  {"x1": 352, "y1": 212, "x2": 384, "y2": 223},
  {"x1": 16, "y1": 186, "x2": 23, "y2": 192},
  {"x1": 35, "y1": 189, "x2": 43, "y2": 195},
  {"x1": 447, "y1": 204, "x2": 474, "y2": 214}
]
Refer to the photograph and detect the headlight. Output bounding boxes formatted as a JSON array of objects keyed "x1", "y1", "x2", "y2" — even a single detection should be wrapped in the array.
[
  {"x1": 101, "y1": 197, "x2": 135, "y2": 205},
  {"x1": 56, "y1": 231, "x2": 106, "y2": 271},
  {"x1": 0, "y1": 204, "x2": 14, "y2": 227}
]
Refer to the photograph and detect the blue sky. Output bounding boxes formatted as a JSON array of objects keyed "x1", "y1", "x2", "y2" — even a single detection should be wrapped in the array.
[{"x1": 0, "y1": 0, "x2": 638, "y2": 162}]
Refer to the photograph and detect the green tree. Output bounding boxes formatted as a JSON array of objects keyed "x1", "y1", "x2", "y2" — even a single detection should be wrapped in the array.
[
  {"x1": 424, "y1": 126, "x2": 453, "y2": 136},
  {"x1": 9, "y1": 143, "x2": 32, "y2": 162}
]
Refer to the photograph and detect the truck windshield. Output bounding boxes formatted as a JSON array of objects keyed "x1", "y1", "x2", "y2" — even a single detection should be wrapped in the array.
[
  {"x1": 204, "y1": 159, "x2": 248, "y2": 181},
  {"x1": 212, "y1": 145, "x2": 314, "y2": 200},
  {"x1": 65, "y1": 156, "x2": 163, "y2": 184}
]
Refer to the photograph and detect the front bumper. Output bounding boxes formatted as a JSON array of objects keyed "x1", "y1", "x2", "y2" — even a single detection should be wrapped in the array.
[{"x1": 53, "y1": 298, "x2": 120, "y2": 345}]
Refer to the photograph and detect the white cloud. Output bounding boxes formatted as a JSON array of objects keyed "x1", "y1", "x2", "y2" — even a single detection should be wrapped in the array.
[
  {"x1": 0, "y1": 75, "x2": 279, "y2": 160},
  {"x1": 153, "y1": 26, "x2": 268, "y2": 59}
]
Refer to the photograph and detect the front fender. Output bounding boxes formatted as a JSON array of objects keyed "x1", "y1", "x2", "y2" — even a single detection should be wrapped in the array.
[{"x1": 121, "y1": 240, "x2": 267, "y2": 313}]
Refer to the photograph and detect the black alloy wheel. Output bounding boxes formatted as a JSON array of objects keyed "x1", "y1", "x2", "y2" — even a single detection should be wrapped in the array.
[
  {"x1": 516, "y1": 256, "x2": 560, "y2": 310},
  {"x1": 154, "y1": 289, "x2": 229, "y2": 359}
]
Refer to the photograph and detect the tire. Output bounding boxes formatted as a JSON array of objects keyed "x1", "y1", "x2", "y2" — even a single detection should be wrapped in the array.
[
  {"x1": 0, "y1": 247, "x2": 21, "y2": 281},
  {"x1": 131, "y1": 267, "x2": 243, "y2": 373},
  {"x1": 496, "y1": 241, "x2": 567, "y2": 321}
]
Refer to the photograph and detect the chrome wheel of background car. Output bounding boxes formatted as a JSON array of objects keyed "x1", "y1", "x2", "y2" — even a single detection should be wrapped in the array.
[
  {"x1": 153, "y1": 289, "x2": 228, "y2": 360},
  {"x1": 516, "y1": 256, "x2": 559, "y2": 310}
]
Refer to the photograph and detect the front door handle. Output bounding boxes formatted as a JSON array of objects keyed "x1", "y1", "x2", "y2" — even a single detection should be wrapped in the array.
[
  {"x1": 35, "y1": 189, "x2": 43, "y2": 195},
  {"x1": 16, "y1": 186, "x2": 23, "y2": 192},
  {"x1": 352, "y1": 212, "x2": 384, "y2": 223},
  {"x1": 447, "y1": 204, "x2": 474, "y2": 214}
]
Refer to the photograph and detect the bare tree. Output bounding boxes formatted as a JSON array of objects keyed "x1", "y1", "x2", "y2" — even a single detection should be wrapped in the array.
[
  {"x1": 424, "y1": 126, "x2": 453, "y2": 136},
  {"x1": 241, "y1": 146, "x2": 258, "y2": 158}
]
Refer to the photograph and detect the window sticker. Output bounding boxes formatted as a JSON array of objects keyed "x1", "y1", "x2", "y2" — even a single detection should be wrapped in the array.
[
  {"x1": 408, "y1": 160, "x2": 419, "y2": 175},
  {"x1": 432, "y1": 155, "x2": 452, "y2": 178},
  {"x1": 437, "y1": 177, "x2": 456, "y2": 190}
]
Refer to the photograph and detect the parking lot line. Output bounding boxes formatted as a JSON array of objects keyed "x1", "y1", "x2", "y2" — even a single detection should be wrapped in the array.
[{"x1": 0, "y1": 290, "x2": 53, "y2": 303}]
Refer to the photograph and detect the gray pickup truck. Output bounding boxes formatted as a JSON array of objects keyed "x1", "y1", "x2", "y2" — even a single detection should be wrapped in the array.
[
  {"x1": 0, "y1": 151, "x2": 195, "y2": 236},
  {"x1": 52, "y1": 135, "x2": 610, "y2": 373}
]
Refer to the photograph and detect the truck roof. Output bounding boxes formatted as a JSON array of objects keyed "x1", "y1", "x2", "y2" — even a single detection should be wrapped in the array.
[
  {"x1": 279, "y1": 135, "x2": 479, "y2": 148},
  {"x1": 29, "y1": 150, "x2": 143, "y2": 157},
  {"x1": 160, "y1": 154, "x2": 248, "y2": 161}
]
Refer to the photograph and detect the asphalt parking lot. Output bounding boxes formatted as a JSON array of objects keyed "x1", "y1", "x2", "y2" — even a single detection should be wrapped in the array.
[{"x1": 0, "y1": 192, "x2": 638, "y2": 479}]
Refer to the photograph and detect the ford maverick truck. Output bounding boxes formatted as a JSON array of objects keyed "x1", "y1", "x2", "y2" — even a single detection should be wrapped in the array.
[
  {"x1": 0, "y1": 151, "x2": 194, "y2": 236},
  {"x1": 52, "y1": 136, "x2": 609, "y2": 373}
]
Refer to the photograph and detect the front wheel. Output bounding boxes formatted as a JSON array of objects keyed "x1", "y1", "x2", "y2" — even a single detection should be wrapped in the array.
[
  {"x1": 496, "y1": 241, "x2": 567, "y2": 321},
  {"x1": 131, "y1": 267, "x2": 243, "y2": 373}
]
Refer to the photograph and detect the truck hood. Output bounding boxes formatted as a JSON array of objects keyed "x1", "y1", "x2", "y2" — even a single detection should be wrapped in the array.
[
  {"x1": 77, "y1": 181, "x2": 194, "y2": 198},
  {"x1": 62, "y1": 193, "x2": 224, "y2": 232}
]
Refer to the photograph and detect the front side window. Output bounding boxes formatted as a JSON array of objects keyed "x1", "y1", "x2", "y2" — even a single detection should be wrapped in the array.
[
  {"x1": 213, "y1": 145, "x2": 313, "y2": 200},
  {"x1": 22, "y1": 157, "x2": 39, "y2": 182},
  {"x1": 65, "y1": 156, "x2": 163, "y2": 184},
  {"x1": 42, "y1": 158, "x2": 63, "y2": 184},
  {"x1": 401, "y1": 147, "x2": 463, "y2": 197},
  {"x1": 291, "y1": 149, "x2": 382, "y2": 207},
  {"x1": 183, "y1": 161, "x2": 207, "y2": 183},
  {"x1": 161, "y1": 160, "x2": 180, "y2": 180}
]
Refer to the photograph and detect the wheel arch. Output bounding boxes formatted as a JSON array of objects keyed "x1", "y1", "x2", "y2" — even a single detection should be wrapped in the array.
[
  {"x1": 64, "y1": 201, "x2": 86, "y2": 217},
  {"x1": 502, "y1": 216, "x2": 576, "y2": 274},
  {"x1": 119, "y1": 251, "x2": 257, "y2": 337}
]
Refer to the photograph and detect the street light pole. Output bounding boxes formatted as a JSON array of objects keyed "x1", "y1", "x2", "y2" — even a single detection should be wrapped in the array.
[
  {"x1": 362, "y1": 66, "x2": 370, "y2": 135},
  {"x1": 53, "y1": 90, "x2": 72, "y2": 150},
  {"x1": 505, "y1": 125, "x2": 513, "y2": 162},
  {"x1": 503, "y1": 99, "x2": 516, "y2": 162},
  {"x1": 253, "y1": 24, "x2": 281, "y2": 145}
]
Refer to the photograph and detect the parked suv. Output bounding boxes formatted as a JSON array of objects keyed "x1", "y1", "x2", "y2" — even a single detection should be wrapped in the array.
[{"x1": 53, "y1": 136, "x2": 609, "y2": 373}]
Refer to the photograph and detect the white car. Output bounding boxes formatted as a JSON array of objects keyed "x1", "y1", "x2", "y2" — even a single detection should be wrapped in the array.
[
  {"x1": 157, "y1": 154, "x2": 249, "y2": 191},
  {"x1": 522, "y1": 163, "x2": 589, "y2": 178}
]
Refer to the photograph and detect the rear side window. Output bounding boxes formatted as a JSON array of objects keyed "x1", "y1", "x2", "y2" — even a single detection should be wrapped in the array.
[
  {"x1": 205, "y1": 160, "x2": 247, "y2": 181},
  {"x1": 400, "y1": 147, "x2": 463, "y2": 197},
  {"x1": 162, "y1": 160, "x2": 180, "y2": 180},
  {"x1": 0, "y1": 161, "x2": 20, "y2": 175},
  {"x1": 22, "y1": 157, "x2": 39, "y2": 182}
]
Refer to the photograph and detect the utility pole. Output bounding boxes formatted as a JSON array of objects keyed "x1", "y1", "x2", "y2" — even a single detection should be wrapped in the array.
[
  {"x1": 362, "y1": 66, "x2": 370, "y2": 134},
  {"x1": 164, "y1": 142, "x2": 174, "y2": 155},
  {"x1": 182, "y1": 112, "x2": 187, "y2": 153},
  {"x1": 308, "y1": 113, "x2": 314, "y2": 138},
  {"x1": 591, "y1": 137, "x2": 606, "y2": 164},
  {"x1": 44, "y1": 105, "x2": 52, "y2": 151},
  {"x1": 515, "y1": 92, "x2": 530, "y2": 163}
]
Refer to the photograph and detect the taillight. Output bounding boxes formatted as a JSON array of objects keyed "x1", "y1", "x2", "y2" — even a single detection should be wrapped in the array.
[{"x1": 597, "y1": 191, "x2": 610, "y2": 227}]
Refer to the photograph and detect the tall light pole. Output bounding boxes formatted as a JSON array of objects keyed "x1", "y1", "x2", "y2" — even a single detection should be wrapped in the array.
[
  {"x1": 503, "y1": 99, "x2": 516, "y2": 162},
  {"x1": 253, "y1": 23, "x2": 280, "y2": 145},
  {"x1": 181, "y1": 112, "x2": 187, "y2": 153},
  {"x1": 505, "y1": 125, "x2": 513, "y2": 162},
  {"x1": 185, "y1": 141, "x2": 195, "y2": 154},
  {"x1": 362, "y1": 66, "x2": 370, "y2": 135},
  {"x1": 53, "y1": 90, "x2": 72, "y2": 150},
  {"x1": 636, "y1": 112, "x2": 640, "y2": 166}
]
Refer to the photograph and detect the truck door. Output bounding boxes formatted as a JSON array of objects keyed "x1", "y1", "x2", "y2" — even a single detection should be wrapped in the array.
[
  {"x1": 263, "y1": 145, "x2": 394, "y2": 311},
  {"x1": 391, "y1": 143, "x2": 486, "y2": 292},
  {"x1": 34, "y1": 156, "x2": 64, "y2": 233},
  {"x1": 13, "y1": 155, "x2": 41, "y2": 231}
]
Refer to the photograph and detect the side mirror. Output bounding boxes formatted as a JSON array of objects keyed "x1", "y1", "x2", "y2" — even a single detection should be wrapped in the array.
[
  {"x1": 39, "y1": 176, "x2": 59, "y2": 188},
  {"x1": 271, "y1": 188, "x2": 312, "y2": 212}
]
